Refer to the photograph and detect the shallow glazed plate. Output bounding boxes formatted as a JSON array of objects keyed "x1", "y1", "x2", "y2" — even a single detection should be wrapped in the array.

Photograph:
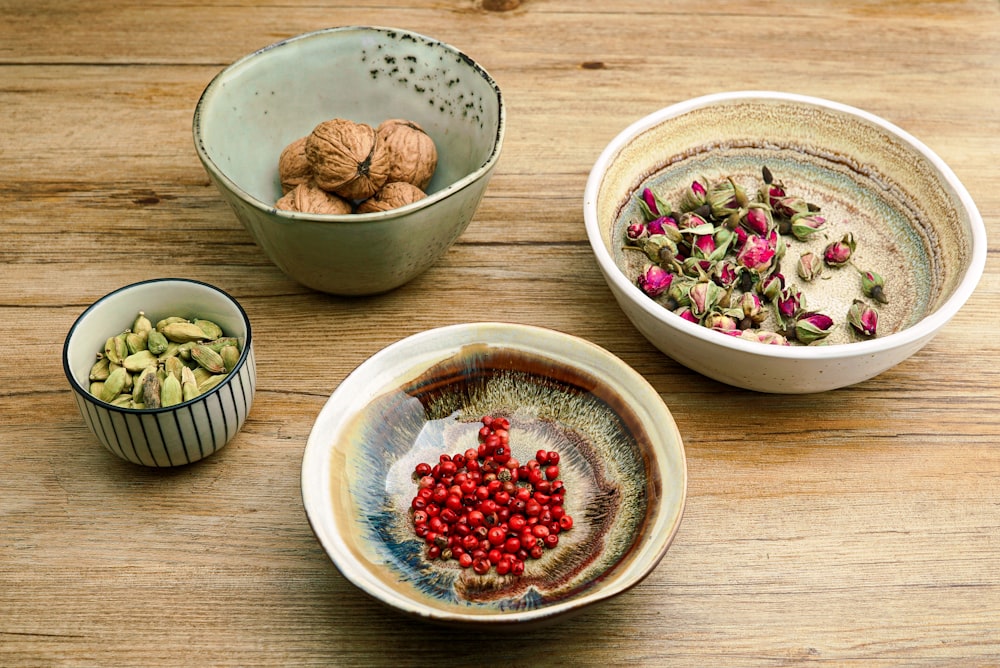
[{"x1": 301, "y1": 323, "x2": 686, "y2": 626}]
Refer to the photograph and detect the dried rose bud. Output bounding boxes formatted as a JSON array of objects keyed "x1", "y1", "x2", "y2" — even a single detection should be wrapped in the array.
[
  {"x1": 735, "y1": 234, "x2": 776, "y2": 274},
  {"x1": 794, "y1": 312, "x2": 835, "y2": 344},
  {"x1": 742, "y1": 206, "x2": 772, "y2": 236},
  {"x1": 639, "y1": 187, "x2": 671, "y2": 219},
  {"x1": 640, "y1": 235, "x2": 679, "y2": 264},
  {"x1": 626, "y1": 221, "x2": 648, "y2": 243},
  {"x1": 790, "y1": 212, "x2": 828, "y2": 240},
  {"x1": 796, "y1": 252, "x2": 824, "y2": 282},
  {"x1": 704, "y1": 312, "x2": 740, "y2": 334},
  {"x1": 739, "y1": 291, "x2": 766, "y2": 324},
  {"x1": 647, "y1": 215, "x2": 677, "y2": 237},
  {"x1": 678, "y1": 211, "x2": 714, "y2": 234},
  {"x1": 775, "y1": 287, "x2": 805, "y2": 325},
  {"x1": 692, "y1": 233, "x2": 716, "y2": 258},
  {"x1": 713, "y1": 261, "x2": 740, "y2": 288},
  {"x1": 675, "y1": 307, "x2": 700, "y2": 324},
  {"x1": 637, "y1": 264, "x2": 673, "y2": 297},
  {"x1": 772, "y1": 194, "x2": 810, "y2": 219},
  {"x1": 760, "y1": 271, "x2": 785, "y2": 302},
  {"x1": 766, "y1": 228, "x2": 786, "y2": 261},
  {"x1": 708, "y1": 177, "x2": 749, "y2": 220},
  {"x1": 679, "y1": 179, "x2": 709, "y2": 212},
  {"x1": 848, "y1": 299, "x2": 879, "y2": 337},
  {"x1": 733, "y1": 226, "x2": 749, "y2": 252},
  {"x1": 823, "y1": 233, "x2": 856, "y2": 267},
  {"x1": 860, "y1": 270, "x2": 889, "y2": 304},
  {"x1": 741, "y1": 329, "x2": 790, "y2": 346},
  {"x1": 689, "y1": 281, "x2": 723, "y2": 319},
  {"x1": 666, "y1": 279, "x2": 693, "y2": 309}
]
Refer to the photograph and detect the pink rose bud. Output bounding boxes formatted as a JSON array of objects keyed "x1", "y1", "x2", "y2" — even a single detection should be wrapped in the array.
[
  {"x1": 705, "y1": 313, "x2": 739, "y2": 334},
  {"x1": 736, "y1": 234, "x2": 776, "y2": 274},
  {"x1": 637, "y1": 263, "x2": 673, "y2": 297},
  {"x1": 794, "y1": 312, "x2": 835, "y2": 344},
  {"x1": 775, "y1": 287, "x2": 804, "y2": 325},
  {"x1": 647, "y1": 215, "x2": 677, "y2": 237},
  {"x1": 742, "y1": 206, "x2": 772, "y2": 236},
  {"x1": 790, "y1": 212, "x2": 827, "y2": 240},
  {"x1": 760, "y1": 272, "x2": 785, "y2": 302},
  {"x1": 626, "y1": 221, "x2": 648, "y2": 242},
  {"x1": 848, "y1": 299, "x2": 879, "y2": 336},
  {"x1": 688, "y1": 281, "x2": 723, "y2": 318},
  {"x1": 676, "y1": 307, "x2": 700, "y2": 324},
  {"x1": 772, "y1": 194, "x2": 810, "y2": 218},
  {"x1": 823, "y1": 232, "x2": 856, "y2": 267},
  {"x1": 679, "y1": 179, "x2": 709, "y2": 211},
  {"x1": 796, "y1": 251, "x2": 824, "y2": 282},
  {"x1": 640, "y1": 187, "x2": 661, "y2": 217}
]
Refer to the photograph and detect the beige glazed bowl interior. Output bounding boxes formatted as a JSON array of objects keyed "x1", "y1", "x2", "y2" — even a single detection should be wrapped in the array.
[
  {"x1": 193, "y1": 26, "x2": 504, "y2": 296},
  {"x1": 584, "y1": 91, "x2": 986, "y2": 393}
]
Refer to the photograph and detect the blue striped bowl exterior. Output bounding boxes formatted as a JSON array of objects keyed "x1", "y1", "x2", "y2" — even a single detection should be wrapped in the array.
[{"x1": 63, "y1": 279, "x2": 256, "y2": 467}]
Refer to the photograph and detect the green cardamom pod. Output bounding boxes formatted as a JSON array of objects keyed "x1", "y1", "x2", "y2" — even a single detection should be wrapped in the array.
[
  {"x1": 89, "y1": 381, "x2": 105, "y2": 398},
  {"x1": 101, "y1": 366, "x2": 128, "y2": 403},
  {"x1": 132, "y1": 311, "x2": 153, "y2": 336},
  {"x1": 156, "y1": 341, "x2": 180, "y2": 363},
  {"x1": 125, "y1": 331, "x2": 148, "y2": 355},
  {"x1": 181, "y1": 366, "x2": 200, "y2": 401},
  {"x1": 161, "y1": 374, "x2": 182, "y2": 407},
  {"x1": 110, "y1": 394, "x2": 133, "y2": 409},
  {"x1": 161, "y1": 322, "x2": 210, "y2": 343},
  {"x1": 89, "y1": 356, "x2": 111, "y2": 381},
  {"x1": 142, "y1": 372, "x2": 162, "y2": 409},
  {"x1": 191, "y1": 366, "x2": 214, "y2": 385},
  {"x1": 220, "y1": 345, "x2": 240, "y2": 373},
  {"x1": 133, "y1": 365, "x2": 157, "y2": 403},
  {"x1": 103, "y1": 335, "x2": 124, "y2": 365},
  {"x1": 164, "y1": 355, "x2": 185, "y2": 382},
  {"x1": 202, "y1": 337, "x2": 239, "y2": 353},
  {"x1": 155, "y1": 316, "x2": 188, "y2": 332},
  {"x1": 194, "y1": 319, "x2": 224, "y2": 340},
  {"x1": 197, "y1": 373, "x2": 227, "y2": 394},
  {"x1": 123, "y1": 349, "x2": 158, "y2": 373},
  {"x1": 147, "y1": 329, "x2": 169, "y2": 355},
  {"x1": 177, "y1": 341, "x2": 196, "y2": 360},
  {"x1": 191, "y1": 344, "x2": 226, "y2": 374}
]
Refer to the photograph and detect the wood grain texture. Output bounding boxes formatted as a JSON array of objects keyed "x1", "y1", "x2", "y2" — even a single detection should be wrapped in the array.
[{"x1": 2, "y1": 1, "x2": 999, "y2": 665}]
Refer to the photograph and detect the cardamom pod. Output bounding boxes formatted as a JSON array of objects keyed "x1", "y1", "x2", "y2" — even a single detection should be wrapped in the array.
[
  {"x1": 181, "y1": 366, "x2": 200, "y2": 401},
  {"x1": 156, "y1": 341, "x2": 180, "y2": 363},
  {"x1": 164, "y1": 355, "x2": 185, "y2": 382},
  {"x1": 89, "y1": 381, "x2": 105, "y2": 398},
  {"x1": 192, "y1": 366, "x2": 214, "y2": 386},
  {"x1": 89, "y1": 356, "x2": 111, "y2": 381},
  {"x1": 132, "y1": 311, "x2": 153, "y2": 335},
  {"x1": 161, "y1": 322, "x2": 210, "y2": 343},
  {"x1": 125, "y1": 331, "x2": 148, "y2": 355},
  {"x1": 141, "y1": 372, "x2": 162, "y2": 409},
  {"x1": 110, "y1": 394, "x2": 133, "y2": 409},
  {"x1": 220, "y1": 345, "x2": 240, "y2": 373},
  {"x1": 156, "y1": 316, "x2": 188, "y2": 332},
  {"x1": 123, "y1": 349, "x2": 158, "y2": 373},
  {"x1": 194, "y1": 319, "x2": 224, "y2": 340},
  {"x1": 103, "y1": 335, "x2": 125, "y2": 365},
  {"x1": 177, "y1": 341, "x2": 196, "y2": 360},
  {"x1": 147, "y1": 329, "x2": 169, "y2": 355},
  {"x1": 197, "y1": 373, "x2": 227, "y2": 394},
  {"x1": 133, "y1": 365, "x2": 157, "y2": 403},
  {"x1": 161, "y1": 374, "x2": 182, "y2": 407},
  {"x1": 202, "y1": 337, "x2": 240, "y2": 353},
  {"x1": 191, "y1": 344, "x2": 226, "y2": 374},
  {"x1": 101, "y1": 366, "x2": 128, "y2": 403}
]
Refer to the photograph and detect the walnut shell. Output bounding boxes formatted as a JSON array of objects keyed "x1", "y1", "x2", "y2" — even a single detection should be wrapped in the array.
[
  {"x1": 278, "y1": 136, "x2": 312, "y2": 194},
  {"x1": 305, "y1": 119, "x2": 390, "y2": 201},
  {"x1": 377, "y1": 119, "x2": 438, "y2": 190},
  {"x1": 355, "y1": 182, "x2": 427, "y2": 213},
  {"x1": 275, "y1": 182, "x2": 353, "y2": 215}
]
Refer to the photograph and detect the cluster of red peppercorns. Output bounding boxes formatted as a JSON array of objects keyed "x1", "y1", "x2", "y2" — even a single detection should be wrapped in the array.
[{"x1": 409, "y1": 415, "x2": 574, "y2": 576}]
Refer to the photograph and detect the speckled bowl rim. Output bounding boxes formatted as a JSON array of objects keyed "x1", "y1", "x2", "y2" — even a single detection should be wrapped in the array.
[
  {"x1": 192, "y1": 25, "x2": 506, "y2": 225},
  {"x1": 583, "y1": 90, "x2": 987, "y2": 361},
  {"x1": 62, "y1": 278, "x2": 254, "y2": 414},
  {"x1": 301, "y1": 322, "x2": 687, "y2": 626}
]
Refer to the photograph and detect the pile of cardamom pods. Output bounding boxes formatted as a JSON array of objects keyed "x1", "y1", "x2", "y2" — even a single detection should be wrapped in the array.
[{"x1": 88, "y1": 311, "x2": 241, "y2": 409}]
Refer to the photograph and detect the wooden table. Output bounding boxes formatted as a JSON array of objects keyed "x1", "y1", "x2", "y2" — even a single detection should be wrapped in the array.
[{"x1": 3, "y1": 1, "x2": 999, "y2": 665}]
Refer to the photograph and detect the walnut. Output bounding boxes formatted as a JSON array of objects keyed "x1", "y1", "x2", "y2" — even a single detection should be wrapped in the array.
[
  {"x1": 305, "y1": 119, "x2": 390, "y2": 201},
  {"x1": 377, "y1": 119, "x2": 438, "y2": 190},
  {"x1": 275, "y1": 182, "x2": 353, "y2": 215},
  {"x1": 277, "y1": 136, "x2": 312, "y2": 194},
  {"x1": 355, "y1": 182, "x2": 426, "y2": 213}
]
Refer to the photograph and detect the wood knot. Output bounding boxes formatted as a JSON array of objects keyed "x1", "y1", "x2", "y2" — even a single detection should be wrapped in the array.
[
  {"x1": 581, "y1": 61, "x2": 605, "y2": 70},
  {"x1": 483, "y1": 0, "x2": 520, "y2": 11}
]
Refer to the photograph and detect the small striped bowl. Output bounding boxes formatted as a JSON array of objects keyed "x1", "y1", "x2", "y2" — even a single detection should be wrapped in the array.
[{"x1": 63, "y1": 278, "x2": 256, "y2": 467}]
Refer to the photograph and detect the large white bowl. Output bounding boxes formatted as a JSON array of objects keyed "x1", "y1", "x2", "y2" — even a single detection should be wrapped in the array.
[
  {"x1": 63, "y1": 278, "x2": 256, "y2": 466},
  {"x1": 584, "y1": 91, "x2": 987, "y2": 393},
  {"x1": 193, "y1": 26, "x2": 505, "y2": 296},
  {"x1": 301, "y1": 322, "x2": 687, "y2": 627}
]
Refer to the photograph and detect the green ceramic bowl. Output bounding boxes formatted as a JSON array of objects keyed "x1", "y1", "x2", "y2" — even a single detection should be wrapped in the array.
[
  {"x1": 193, "y1": 26, "x2": 504, "y2": 295},
  {"x1": 301, "y1": 323, "x2": 687, "y2": 627}
]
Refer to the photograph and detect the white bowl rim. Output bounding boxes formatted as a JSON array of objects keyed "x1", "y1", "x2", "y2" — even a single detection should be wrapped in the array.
[
  {"x1": 192, "y1": 25, "x2": 506, "y2": 225},
  {"x1": 62, "y1": 277, "x2": 253, "y2": 414},
  {"x1": 583, "y1": 90, "x2": 988, "y2": 361},
  {"x1": 300, "y1": 321, "x2": 688, "y2": 625}
]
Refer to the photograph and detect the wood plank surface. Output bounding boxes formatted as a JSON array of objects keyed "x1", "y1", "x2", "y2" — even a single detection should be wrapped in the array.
[{"x1": 2, "y1": 1, "x2": 999, "y2": 665}]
